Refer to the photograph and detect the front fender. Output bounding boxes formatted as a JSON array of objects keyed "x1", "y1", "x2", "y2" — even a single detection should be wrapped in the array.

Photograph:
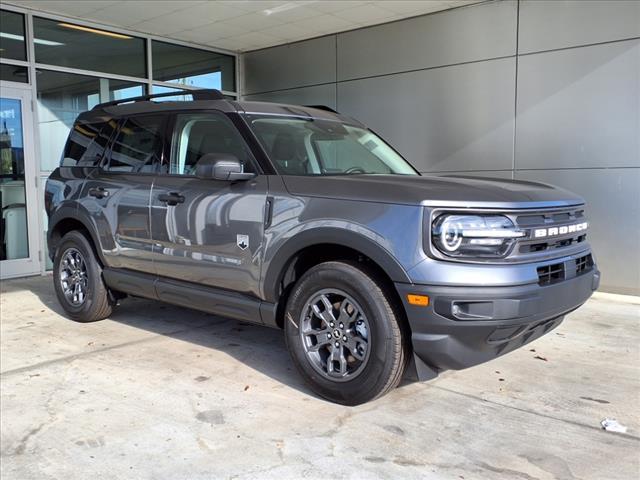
[{"x1": 261, "y1": 224, "x2": 413, "y2": 303}]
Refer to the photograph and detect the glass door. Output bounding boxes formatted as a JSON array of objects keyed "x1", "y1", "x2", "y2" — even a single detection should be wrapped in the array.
[{"x1": 0, "y1": 85, "x2": 40, "y2": 278}]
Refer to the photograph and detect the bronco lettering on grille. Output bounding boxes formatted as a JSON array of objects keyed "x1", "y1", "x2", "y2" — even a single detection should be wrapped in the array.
[{"x1": 533, "y1": 222, "x2": 588, "y2": 238}]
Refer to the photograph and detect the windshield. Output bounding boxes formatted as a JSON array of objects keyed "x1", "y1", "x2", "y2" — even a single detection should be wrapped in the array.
[{"x1": 244, "y1": 115, "x2": 418, "y2": 176}]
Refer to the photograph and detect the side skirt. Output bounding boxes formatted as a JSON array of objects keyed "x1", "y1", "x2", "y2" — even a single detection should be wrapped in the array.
[{"x1": 103, "y1": 268, "x2": 279, "y2": 328}]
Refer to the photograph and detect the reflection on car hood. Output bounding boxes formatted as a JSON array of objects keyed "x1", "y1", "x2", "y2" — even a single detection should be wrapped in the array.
[{"x1": 282, "y1": 174, "x2": 584, "y2": 209}]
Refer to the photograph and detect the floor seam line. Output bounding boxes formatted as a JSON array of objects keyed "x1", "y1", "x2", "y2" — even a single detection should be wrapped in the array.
[
  {"x1": 0, "y1": 324, "x2": 211, "y2": 377},
  {"x1": 431, "y1": 385, "x2": 640, "y2": 441}
]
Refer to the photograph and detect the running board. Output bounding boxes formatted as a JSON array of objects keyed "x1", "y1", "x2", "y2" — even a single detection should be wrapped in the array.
[{"x1": 102, "y1": 268, "x2": 278, "y2": 328}]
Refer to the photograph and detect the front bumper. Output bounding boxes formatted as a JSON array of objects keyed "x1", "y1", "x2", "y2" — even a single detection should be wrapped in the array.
[{"x1": 396, "y1": 267, "x2": 600, "y2": 378}]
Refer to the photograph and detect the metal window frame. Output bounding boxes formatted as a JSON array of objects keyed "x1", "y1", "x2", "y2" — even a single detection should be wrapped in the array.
[
  {"x1": 0, "y1": 3, "x2": 240, "y2": 102},
  {"x1": 0, "y1": 3, "x2": 240, "y2": 275}
]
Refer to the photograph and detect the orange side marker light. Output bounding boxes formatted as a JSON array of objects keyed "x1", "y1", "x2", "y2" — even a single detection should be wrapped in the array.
[{"x1": 407, "y1": 294, "x2": 429, "y2": 307}]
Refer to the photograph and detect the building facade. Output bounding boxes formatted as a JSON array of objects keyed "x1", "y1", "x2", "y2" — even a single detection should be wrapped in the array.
[
  {"x1": 0, "y1": 0, "x2": 638, "y2": 296},
  {"x1": 0, "y1": 5, "x2": 237, "y2": 279},
  {"x1": 243, "y1": 0, "x2": 640, "y2": 295}
]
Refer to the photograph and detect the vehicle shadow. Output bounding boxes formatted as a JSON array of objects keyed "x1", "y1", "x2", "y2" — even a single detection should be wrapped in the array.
[{"x1": 18, "y1": 275, "x2": 420, "y2": 401}]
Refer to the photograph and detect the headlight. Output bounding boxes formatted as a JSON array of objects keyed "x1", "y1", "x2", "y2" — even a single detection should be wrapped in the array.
[{"x1": 431, "y1": 214, "x2": 525, "y2": 258}]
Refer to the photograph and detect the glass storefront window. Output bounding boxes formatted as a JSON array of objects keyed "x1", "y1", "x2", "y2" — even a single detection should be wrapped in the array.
[
  {"x1": 1, "y1": 10, "x2": 237, "y2": 278},
  {"x1": 36, "y1": 69, "x2": 144, "y2": 171},
  {"x1": 0, "y1": 64, "x2": 28, "y2": 83},
  {"x1": 33, "y1": 17, "x2": 146, "y2": 78},
  {"x1": 0, "y1": 10, "x2": 27, "y2": 61},
  {"x1": 152, "y1": 40, "x2": 235, "y2": 92},
  {"x1": 0, "y1": 96, "x2": 29, "y2": 261},
  {"x1": 150, "y1": 84, "x2": 195, "y2": 102}
]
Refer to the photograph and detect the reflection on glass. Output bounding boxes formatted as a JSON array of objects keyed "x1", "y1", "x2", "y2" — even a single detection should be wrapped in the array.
[
  {"x1": 0, "y1": 97, "x2": 29, "y2": 261},
  {"x1": 0, "y1": 64, "x2": 28, "y2": 83},
  {"x1": 36, "y1": 69, "x2": 144, "y2": 171},
  {"x1": 151, "y1": 84, "x2": 236, "y2": 102},
  {"x1": 151, "y1": 84, "x2": 194, "y2": 102},
  {"x1": 33, "y1": 16, "x2": 146, "y2": 78},
  {"x1": 152, "y1": 40, "x2": 235, "y2": 91},
  {"x1": 0, "y1": 10, "x2": 27, "y2": 61}
]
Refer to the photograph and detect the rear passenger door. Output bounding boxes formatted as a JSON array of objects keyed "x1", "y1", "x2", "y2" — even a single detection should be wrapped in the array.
[
  {"x1": 81, "y1": 114, "x2": 165, "y2": 274},
  {"x1": 150, "y1": 111, "x2": 267, "y2": 297}
]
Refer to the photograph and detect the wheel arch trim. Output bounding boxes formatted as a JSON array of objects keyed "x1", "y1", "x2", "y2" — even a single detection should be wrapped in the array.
[
  {"x1": 262, "y1": 227, "x2": 411, "y2": 303},
  {"x1": 48, "y1": 205, "x2": 107, "y2": 265}
]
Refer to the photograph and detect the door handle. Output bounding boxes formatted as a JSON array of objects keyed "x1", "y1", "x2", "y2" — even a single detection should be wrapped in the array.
[
  {"x1": 88, "y1": 187, "x2": 109, "y2": 199},
  {"x1": 158, "y1": 192, "x2": 185, "y2": 206}
]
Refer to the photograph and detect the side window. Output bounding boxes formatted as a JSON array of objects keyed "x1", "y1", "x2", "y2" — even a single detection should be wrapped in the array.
[
  {"x1": 61, "y1": 118, "x2": 115, "y2": 167},
  {"x1": 167, "y1": 113, "x2": 255, "y2": 176},
  {"x1": 106, "y1": 115, "x2": 164, "y2": 173}
]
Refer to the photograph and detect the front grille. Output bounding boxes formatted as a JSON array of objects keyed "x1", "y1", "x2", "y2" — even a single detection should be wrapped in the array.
[
  {"x1": 537, "y1": 262, "x2": 565, "y2": 286},
  {"x1": 537, "y1": 253, "x2": 594, "y2": 286},
  {"x1": 520, "y1": 234, "x2": 587, "y2": 254},
  {"x1": 516, "y1": 208, "x2": 586, "y2": 255},
  {"x1": 508, "y1": 206, "x2": 590, "y2": 263}
]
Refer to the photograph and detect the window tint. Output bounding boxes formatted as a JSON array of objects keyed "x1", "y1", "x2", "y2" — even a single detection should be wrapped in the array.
[
  {"x1": 61, "y1": 118, "x2": 117, "y2": 167},
  {"x1": 167, "y1": 113, "x2": 254, "y2": 176},
  {"x1": 247, "y1": 116, "x2": 416, "y2": 176},
  {"x1": 0, "y1": 64, "x2": 28, "y2": 83},
  {"x1": 314, "y1": 135, "x2": 387, "y2": 173},
  {"x1": 108, "y1": 116, "x2": 164, "y2": 173},
  {"x1": 33, "y1": 17, "x2": 146, "y2": 78},
  {"x1": 152, "y1": 40, "x2": 235, "y2": 91},
  {"x1": 37, "y1": 69, "x2": 144, "y2": 171},
  {"x1": 0, "y1": 10, "x2": 26, "y2": 61}
]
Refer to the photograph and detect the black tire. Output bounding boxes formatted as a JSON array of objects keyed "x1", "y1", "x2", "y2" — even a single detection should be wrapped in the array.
[
  {"x1": 53, "y1": 230, "x2": 113, "y2": 322},
  {"x1": 285, "y1": 261, "x2": 408, "y2": 405}
]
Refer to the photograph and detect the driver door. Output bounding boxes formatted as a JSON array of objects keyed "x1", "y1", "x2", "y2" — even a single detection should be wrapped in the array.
[{"x1": 150, "y1": 111, "x2": 267, "y2": 297}]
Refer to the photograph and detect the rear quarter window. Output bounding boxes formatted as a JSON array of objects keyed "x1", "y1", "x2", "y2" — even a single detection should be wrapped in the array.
[
  {"x1": 106, "y1": 115, "x2": 164, "y2": 173},
  {"x1": 61, "y1": 118, "x2": 116, "y2": 167}
]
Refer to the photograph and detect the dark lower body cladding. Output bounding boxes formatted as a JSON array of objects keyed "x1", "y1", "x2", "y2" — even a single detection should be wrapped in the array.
[{"x1": 396, "y1": 268, "x2": 600, "y2": 379}]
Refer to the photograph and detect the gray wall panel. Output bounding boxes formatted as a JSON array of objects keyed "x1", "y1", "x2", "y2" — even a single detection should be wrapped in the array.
[
  {"x1": 243, "y1": 35, "x2": 336, "y2": 94},
  {"x1": 243, "y1": 83, "x2": 337, "y2": 109},
  {"x1": 516, "y1": 40, "x2": 640, "y2": 170},
  {"x1": 336, "y1": 0, "x2": 516, "y2": 81},
  {"x1": 338, "y1": 58, "x2": 516, "y2": 173},
  {"x1": 241, "y1": 0, "x2": 640, "y2": 295},
  {"x1": 515, "y1": 169, "x2": 640, "y2": 296},
  {"x1": 519, "y1": 0, "x2": 640, "y2": 54}
]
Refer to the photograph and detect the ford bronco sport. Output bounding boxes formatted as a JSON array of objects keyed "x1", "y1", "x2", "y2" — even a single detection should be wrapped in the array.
[{"x1": 46, "y1": 89, "x2": 600, "y2": 405}]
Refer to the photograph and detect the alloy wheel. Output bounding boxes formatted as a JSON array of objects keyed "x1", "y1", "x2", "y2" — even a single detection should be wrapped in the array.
[
  {"x1": 59, "y1": 248, "x2": 88, "y2": 306},
  {"x1": 299, "y1": 288, "x2": 371, "y2": 381}
]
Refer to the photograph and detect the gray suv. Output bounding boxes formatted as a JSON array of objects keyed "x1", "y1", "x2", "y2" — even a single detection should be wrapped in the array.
[{"x1": 46, "y1": 89, "x2": 600, "y2": 405}]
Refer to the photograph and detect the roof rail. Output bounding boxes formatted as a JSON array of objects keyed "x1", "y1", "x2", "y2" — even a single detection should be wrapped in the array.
[
  {"x1": 93, "y1": 88, "x2": 225, "y2": 109},
  {"x1": 305, "y1": 105, "x2": 339, "y2": 113}
]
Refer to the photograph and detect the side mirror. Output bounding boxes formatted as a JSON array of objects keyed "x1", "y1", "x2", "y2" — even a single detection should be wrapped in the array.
[{"x1": 195, "y1": 153, "x2": 256, "y2": 181}]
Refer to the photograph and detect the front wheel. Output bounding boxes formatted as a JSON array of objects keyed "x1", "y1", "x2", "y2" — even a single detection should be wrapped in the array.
[
  {"x1": 285, "y1": 261, "x2": 408, "y2": 405},
  {"x1": 53, "y1": 230, "x2": 113, "y2": 322}
]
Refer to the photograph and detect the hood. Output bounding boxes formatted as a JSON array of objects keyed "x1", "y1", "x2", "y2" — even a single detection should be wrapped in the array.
[{"x1": 282, "y1": 174, "x2": 584, "y2": 209}]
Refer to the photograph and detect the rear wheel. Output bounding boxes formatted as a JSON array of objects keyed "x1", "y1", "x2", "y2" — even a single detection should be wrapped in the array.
[
  {"x1": 285, "y1": 261, "x2": 408, "y2": 405},
  {"x1": 53, "y1": 230, "x2": 113, "y2": 322}
]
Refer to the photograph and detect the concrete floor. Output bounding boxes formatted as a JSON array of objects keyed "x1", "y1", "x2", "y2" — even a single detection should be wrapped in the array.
[{"x1": 1, "y1": 275, "x2": 638, "y2": 480}]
